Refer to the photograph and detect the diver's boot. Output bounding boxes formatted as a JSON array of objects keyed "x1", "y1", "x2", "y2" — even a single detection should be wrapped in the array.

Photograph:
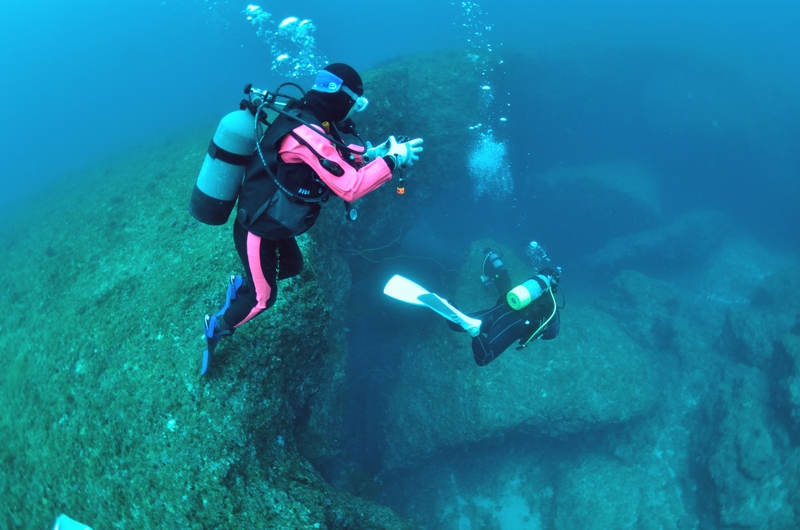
[
  {"x1": 207, "y1": 314, "x2": 235, "y2": 342},
  {"x1": 201, "y1": 275, "x2": 243, "y2": 375},
  {"x1": 202, "y1": 314, "x2": 235, "y2": 375},
  {"x1": 214, "y1": 275, "x2": 243, "y2": 318}
]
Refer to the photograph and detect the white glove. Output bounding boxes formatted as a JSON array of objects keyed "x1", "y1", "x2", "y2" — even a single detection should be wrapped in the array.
[
  {"x1": 363, "y1": 139, "x2": 390, "y2": 163},
  {"x1": 404, "y1": 137, "x2": 424, "y2": 166},
  {"x1": 386, "y1": 136, "x2": 424, "y2": 168}
]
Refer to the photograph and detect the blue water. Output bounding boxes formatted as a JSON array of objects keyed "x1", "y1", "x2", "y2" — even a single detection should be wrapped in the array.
[{"x1": 1, "y1": 0, "x2": 798, "y2": 229}]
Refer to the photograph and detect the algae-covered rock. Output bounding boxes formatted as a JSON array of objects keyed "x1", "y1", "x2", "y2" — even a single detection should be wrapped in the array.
[
  {"x1": 751, "y1": 267, "x2": 800, "y2": 314},
  {"x1": 0, "y1": 132, "x2": 413, "y2": 529},
  {"x1": 554, "y1": 455, "x2": 694, "y2": 529},
  {"x1": 721, "y1": 306, "x2": 775, "y2": 367},
  {"x1": 778, "y1": 333, "x2": 800, "y2": 429},
  {"x1": 597, "y1": 269, "x2": 683, "y2": 351},
  {"x1": 707, "y1": 367, "x2": 799, "y2": 529},
  {"x1": 380, "y1": 242, "x2": 657, "y2": 470},
  {"x1": 544, "y1": 161, "x2": 662, "y2": 218}
]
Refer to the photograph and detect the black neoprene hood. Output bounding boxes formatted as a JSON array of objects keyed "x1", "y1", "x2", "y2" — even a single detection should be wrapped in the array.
[{"x1": 324, "y1": 62, "x2": 364, "y2": 96}]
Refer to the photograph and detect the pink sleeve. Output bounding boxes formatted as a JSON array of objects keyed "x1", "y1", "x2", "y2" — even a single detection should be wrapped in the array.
[
  {"x1": 279, "y1": 125, "x2": 393, "y2": 202},
  {"x1": 348, "y1": 143, "x2": 368, "y2": 166}
]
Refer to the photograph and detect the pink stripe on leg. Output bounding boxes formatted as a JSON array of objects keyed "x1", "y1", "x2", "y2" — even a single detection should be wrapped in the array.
[{"x1": 237, "y1": 232, "x2": 272, "y2": 326}]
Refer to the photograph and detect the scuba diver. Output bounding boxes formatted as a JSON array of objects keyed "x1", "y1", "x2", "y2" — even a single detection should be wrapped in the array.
[
  {"x1": 383, "y1": 247, "x2": 561, "y2": 366},
  {"x1": 457, "y1": 248, "x2": 561, "y2": 366},
  {"x1": 190, "y1": 63, "x2": 424, "y2": 374}
]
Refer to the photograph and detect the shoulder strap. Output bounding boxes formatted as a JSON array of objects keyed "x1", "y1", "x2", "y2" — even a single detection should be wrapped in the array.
[{"x1": 288, "y1": 130, "x2": 345, "y2": 177}]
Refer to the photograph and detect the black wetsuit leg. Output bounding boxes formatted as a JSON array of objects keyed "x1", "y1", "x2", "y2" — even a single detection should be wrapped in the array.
[
  {"x1": 223, "y1": 222, "x2": 282, "y2": 327},
  {"x1": 276, "y1": 237, "x2": 303, "y2": 280},
  {"x1": 469, "y1": 303, "x2": 529, "y2": 366},
  {"x1": 447, "y1": 290, "x2": 559, "y2": 365}
]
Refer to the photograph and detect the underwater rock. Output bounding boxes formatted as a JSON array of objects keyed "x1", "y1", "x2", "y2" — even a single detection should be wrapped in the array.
[
  {"x1": 707, "y1": 366, "x2": 799, "y2": 528},
  {"x1": 526, "y1": 162, "x2": 663, "y2": 255},
  {"x1": 592, "y1": 267, "x2": 729, "y2": 402},
  {"x1": 380, "y1": 242, "x2": 657, "y2": 470},
  {"x1": 375, "y1": 435, "x2": 559, "y2": 529},
  {"x1": 0, "y1": 132, "x2": 413, "y2": 528},
  {"x1": 597, "y1": 269, "x2": 683, "y2": 353},
  {"x1": 554, "y1": 455, "x2": 694, "y2": 529},
  {"x1": 713, "y1": 262, "x2": 800, "y2": 374},
  {"x1": 544, "y1": 161, "x2": 662, "y2": 216},
  {"x1": 721, "y1": 306, "x2": 775, "y2": 367},
  {"x1": 588, "y1": 210, "x2": 731, "y2": 273},
  {"x1": 752, "y1": 268, "x2": 800, "y2": 309},
  {"x1": 778, "y1": 334, "x2": 800, "y2": 430}
]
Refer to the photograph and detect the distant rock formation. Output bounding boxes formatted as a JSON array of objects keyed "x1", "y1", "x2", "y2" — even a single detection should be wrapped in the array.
[
  {"x1": 524, "y1": 162, "x2": 664, "y2": 256},
  {"x1": 601, "y1": 265, "x2": 800, "y2": 529},
  {"x1": 588, "y1": 210, "x2": 731, "y2": 273},
  {"x1": 555, "y1": 455, "x2": 693, "y2": 529}
]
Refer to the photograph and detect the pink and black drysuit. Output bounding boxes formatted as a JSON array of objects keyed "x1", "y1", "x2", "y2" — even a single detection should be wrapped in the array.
[{"x1": 219, "y1": 105, "x2": 396, "y2": 329}]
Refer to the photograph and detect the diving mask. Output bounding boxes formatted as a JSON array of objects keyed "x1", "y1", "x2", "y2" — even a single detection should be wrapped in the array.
[{"x1": 311, "y1": 70, "x2": 369, "y2": 113}]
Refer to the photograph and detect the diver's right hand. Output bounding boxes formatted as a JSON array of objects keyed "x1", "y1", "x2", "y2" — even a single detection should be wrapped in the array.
[{"x1": 404, "y1": 137, "x2": 424, "y2": 166}]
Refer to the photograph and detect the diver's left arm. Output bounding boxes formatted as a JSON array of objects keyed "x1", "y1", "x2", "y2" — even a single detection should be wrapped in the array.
[{"x1": 279, "y1": 125, "x2": 393, "y2": 202}]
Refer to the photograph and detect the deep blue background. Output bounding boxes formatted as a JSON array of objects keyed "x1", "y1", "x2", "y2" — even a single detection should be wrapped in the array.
[{"x1": 1, "y1": 0, "x2": 798, "y2": 250}]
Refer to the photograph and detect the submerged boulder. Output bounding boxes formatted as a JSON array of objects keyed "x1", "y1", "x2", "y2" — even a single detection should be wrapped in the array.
[
  {"x1": 721, "y1": 306, "x2": 776, "y2": 368},
  {"x1": 707, "y1": 367, "x2": 800, "y2": 529},
  {"x1": 778, "y1": 333, "x2": 800, "y2": 433},
  {"x1": 597, "y1": 269, "x2": 684, "y2": 352},
  {"x1": 525, "y1": 162, "x2": 663, "y2": 255},
  {"x1": 0, "y1": 132, "x2": 413, "y2": 529},
  {"x1": 555, "y1": 455, "x2": 694, "y2": 529},
  {"x1": 588, "y1": 210, "x2": 731, "y2": 273},
  {"x1": 380, "y1": 241, "x2": 657, "y2": 470}
]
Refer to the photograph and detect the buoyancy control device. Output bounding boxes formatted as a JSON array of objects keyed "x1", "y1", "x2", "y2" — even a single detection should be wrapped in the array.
[{"x1": 189, "y1": 83, "x2": 371, "y2": 227}]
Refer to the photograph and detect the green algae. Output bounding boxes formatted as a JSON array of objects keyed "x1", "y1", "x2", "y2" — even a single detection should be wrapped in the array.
[{"x1": 0, "y1": 126, "x2": 414, "y2": 528}]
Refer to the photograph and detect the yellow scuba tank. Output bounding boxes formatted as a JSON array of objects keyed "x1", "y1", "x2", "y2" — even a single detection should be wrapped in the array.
[{"x1": 189, "y1": 109, "x2": 257, "y2": 225}]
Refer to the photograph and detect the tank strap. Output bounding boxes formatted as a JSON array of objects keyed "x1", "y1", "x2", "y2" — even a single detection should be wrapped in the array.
[{"x1": 207, "y1": 140, "x2": 252, "y2": 166}]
